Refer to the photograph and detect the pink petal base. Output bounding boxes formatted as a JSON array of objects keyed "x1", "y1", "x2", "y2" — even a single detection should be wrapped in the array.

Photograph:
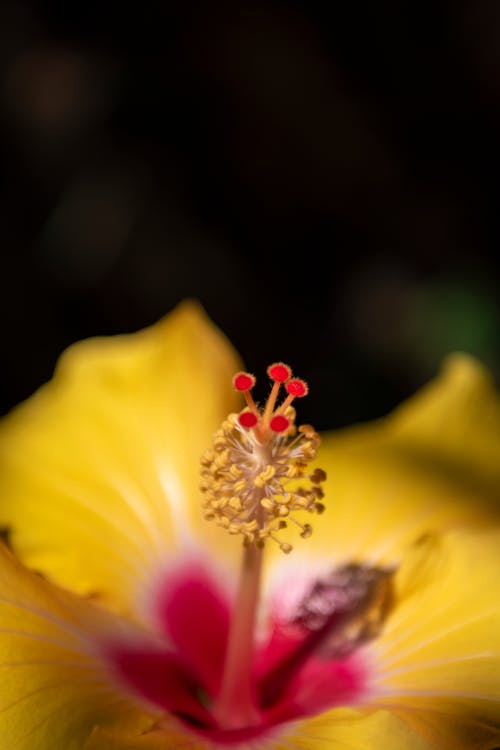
[{"x1": 106, "y1": 562, "x2": 369, "y2": 745}]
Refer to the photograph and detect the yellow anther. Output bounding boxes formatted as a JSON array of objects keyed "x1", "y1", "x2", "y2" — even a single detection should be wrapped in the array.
[
  {"x1": 214, "y1": 449, "x2": 230, "y2": 468},
  {"x1": 200, "y1": 450, "x2": 214, "y2": 466},
  {"x1": 298, "y1": 424, "x2": 315, "y2": 436},
  {"x1": 260, "y1": 498, "x2": 274, "y2": 511},
  {"x1": 222, "y1": 417, "x2": 237, "y2": 432},
  {"x1": 254, "y1": 465, "x2": 276, "y2": 488}
]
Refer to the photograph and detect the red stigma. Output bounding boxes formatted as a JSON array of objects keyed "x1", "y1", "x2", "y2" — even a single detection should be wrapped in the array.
[
  {"x1": 286, "y1": 379, "x2": 308, "y2": 397},
  {"x1": 267, "y1": 363, "x2": 291, "y2": 383},
  {"x1": 239, "y1": 411, "x2": 258, "y2": 429},
  {"x1": 233, "y1": 372, "x2": 256, "y2": 391},
  {"x1": 270, "y1": 414, "x2": 290, "y2": 433}
]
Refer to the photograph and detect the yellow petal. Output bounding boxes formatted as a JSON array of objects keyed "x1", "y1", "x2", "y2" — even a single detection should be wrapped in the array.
[
  {"x1": 0, "y1": 543, "x2": 153, "y2": 750},
  {"x1": 84, "y1": 721, "x2": 204, "y2": 750},
  {"x1": 0, "y1": 301, "x2": 242, "y2": 611},
  {"x1": 284, "y1": 708, "x2": 435, "y2": 750},
  {"x1": 306, "y1": 353, "x2": 500, "y2": 567},
  {"x1": 85, "y1": 710, "x2": 436, "y2": 750},
  {"x1": 366, "y1": 529, "x2": 500, "y2": 749}
]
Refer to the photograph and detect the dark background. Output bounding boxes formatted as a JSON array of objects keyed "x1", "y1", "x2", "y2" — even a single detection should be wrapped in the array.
[{"x1": 1, "y1": 1, "x2": 500, "y2": 430}]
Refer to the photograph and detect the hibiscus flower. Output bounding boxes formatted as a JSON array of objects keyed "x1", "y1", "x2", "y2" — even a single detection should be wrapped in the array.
[{"x1": 0, "y1": 301, "x2": 499, "y2": 749}]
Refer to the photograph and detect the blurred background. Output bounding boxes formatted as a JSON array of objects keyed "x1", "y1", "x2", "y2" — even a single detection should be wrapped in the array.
[{"x1": 1, "y1": 0, "x2": 500, "y2": 430}]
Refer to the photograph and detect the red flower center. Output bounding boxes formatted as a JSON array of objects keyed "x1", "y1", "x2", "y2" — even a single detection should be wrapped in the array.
[{"x1": 106, "y1": 560, "x2": 392, "y2": 744}]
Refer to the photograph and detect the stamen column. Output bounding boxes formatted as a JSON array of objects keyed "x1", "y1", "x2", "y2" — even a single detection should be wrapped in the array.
[{"x1": 213, "y1": 540, "x2": 263, "y2": 728}]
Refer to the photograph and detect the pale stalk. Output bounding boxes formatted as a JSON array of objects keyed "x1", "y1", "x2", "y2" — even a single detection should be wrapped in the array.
[{"x1": 213, "y1": 541, "x2": 263, "y2": 728}]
